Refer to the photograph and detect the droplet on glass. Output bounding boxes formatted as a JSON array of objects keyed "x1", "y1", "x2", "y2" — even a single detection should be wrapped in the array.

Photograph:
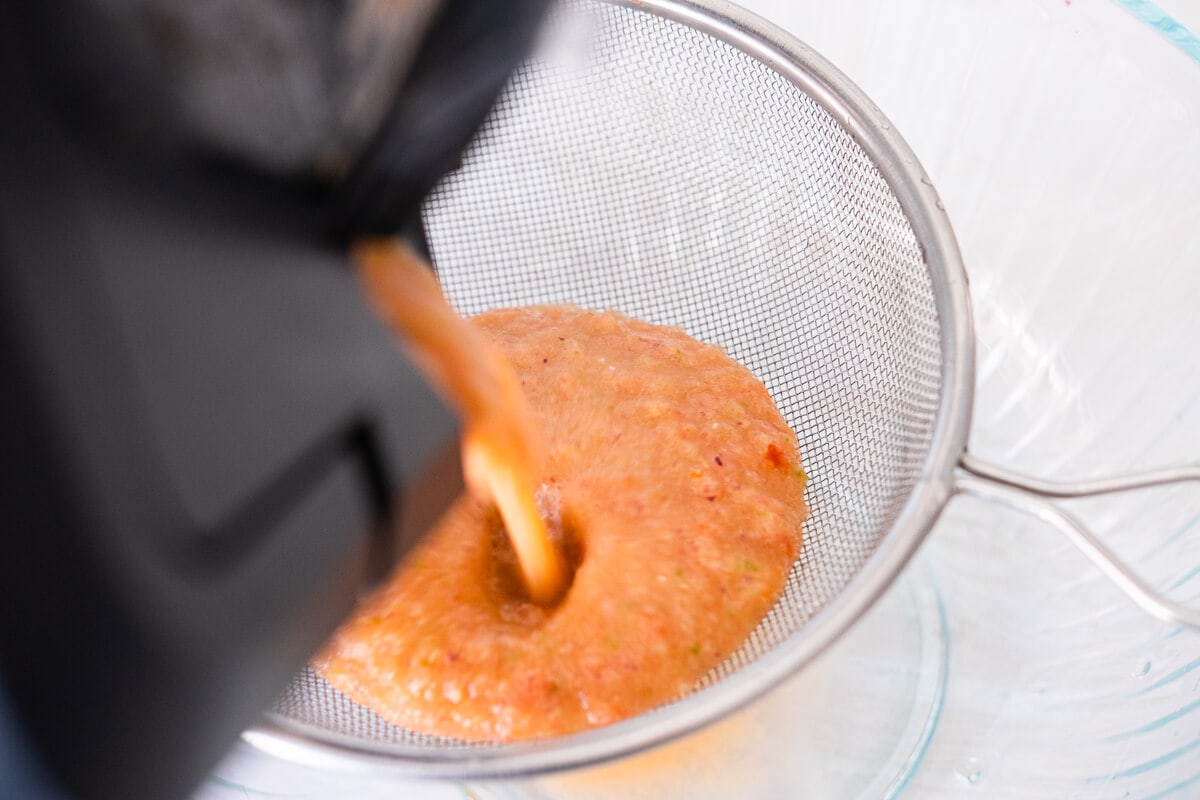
[{"x1": 955, "y1": 756, "x2": 984, "y2": 785}]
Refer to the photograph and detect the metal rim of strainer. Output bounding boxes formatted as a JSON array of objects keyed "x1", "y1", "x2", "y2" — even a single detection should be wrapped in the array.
[{"x1": 243, "y1": 0, "x2": 975, "y2": 779}]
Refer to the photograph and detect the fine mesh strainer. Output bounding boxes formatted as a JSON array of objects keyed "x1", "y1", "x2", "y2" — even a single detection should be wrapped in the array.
[{"x1": 246, "y1": 0, "x2": 1200, "y2": 778}]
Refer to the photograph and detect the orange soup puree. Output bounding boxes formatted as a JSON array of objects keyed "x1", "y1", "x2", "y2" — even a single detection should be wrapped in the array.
[{"x1": 315, "y1": 305, "x2": 807, "y2": 741}]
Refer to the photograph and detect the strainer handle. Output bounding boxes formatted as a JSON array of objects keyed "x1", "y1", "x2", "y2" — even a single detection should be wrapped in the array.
[{"x1": 953, "y1": 453, "x2": 1200, "y2": 630}]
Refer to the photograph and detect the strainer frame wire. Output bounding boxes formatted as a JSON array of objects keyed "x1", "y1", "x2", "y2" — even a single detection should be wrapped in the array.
[{"x1": 243, "y1": 0, "x2": 975, "y2": 779}]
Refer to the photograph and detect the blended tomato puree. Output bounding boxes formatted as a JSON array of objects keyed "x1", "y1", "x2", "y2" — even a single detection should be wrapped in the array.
[{"x1": 314, "y1": 306, "x2": 808, "y2": 741}]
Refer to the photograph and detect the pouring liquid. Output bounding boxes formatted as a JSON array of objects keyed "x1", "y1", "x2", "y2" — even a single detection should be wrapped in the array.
[{"x1": 353, "y1": 239, "x2": 567, "y2": 605}]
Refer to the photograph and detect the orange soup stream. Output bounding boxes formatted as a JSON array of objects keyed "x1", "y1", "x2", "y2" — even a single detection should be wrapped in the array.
[{"x1": 352, "y1": 239, "x2": 567, "y2": 605}]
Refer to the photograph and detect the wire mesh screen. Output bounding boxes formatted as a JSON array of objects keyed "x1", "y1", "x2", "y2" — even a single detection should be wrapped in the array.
[{"x1": 268, "y1": 0, "x2": 945, "y2": 756}]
